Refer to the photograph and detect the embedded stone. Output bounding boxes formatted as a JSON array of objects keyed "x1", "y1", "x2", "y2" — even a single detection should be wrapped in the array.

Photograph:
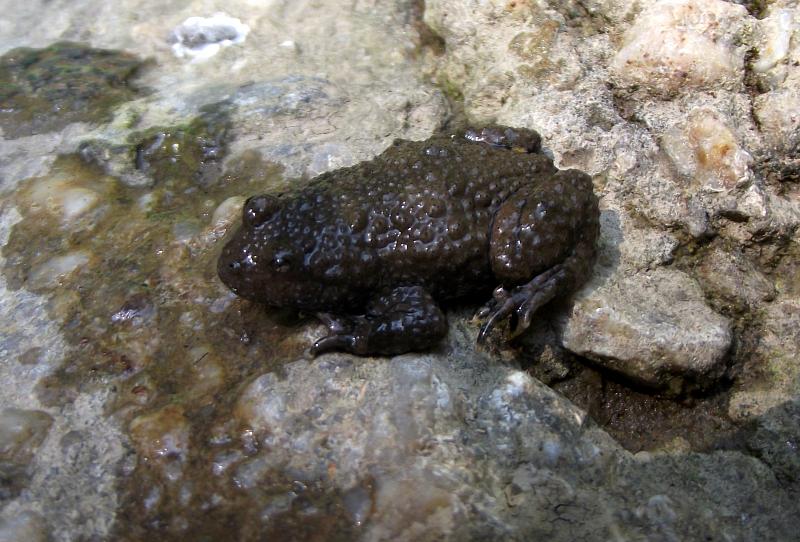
[
  {"x1": 610, "y1": 0, "x2": 748, "y2": 95},
  {"x1": 562, "y1": 267, "x2": 732, "y2": 390}
]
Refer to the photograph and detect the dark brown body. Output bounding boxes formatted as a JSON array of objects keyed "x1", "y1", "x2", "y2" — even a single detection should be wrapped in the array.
[{"x1": 218, "y1": 126, "x2": 599, "y2": 355}]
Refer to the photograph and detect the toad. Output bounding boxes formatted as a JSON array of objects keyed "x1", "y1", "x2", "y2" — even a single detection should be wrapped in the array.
[{"x1": 218, "y1": 126, "x2": 599, "y2": 356}]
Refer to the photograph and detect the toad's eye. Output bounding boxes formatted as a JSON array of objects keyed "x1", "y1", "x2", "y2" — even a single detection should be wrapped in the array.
[
  {"x1": 243, "y1": 195, "x2": 279, "y2": 227},
  {"x1": 272, "y1": 251, "x2": 292, "y2": 273}
]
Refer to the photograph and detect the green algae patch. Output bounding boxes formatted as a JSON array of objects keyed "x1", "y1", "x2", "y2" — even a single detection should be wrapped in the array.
[
  {"x1": 1, "y1": 150, "x2": 331, "y2": 536},
  {"x1": 78, "y1": 105, "x2": 233, "y2": 189},
  {"x1": 0, "y1": 42, "x2": 145, "y2": 138},
  {"x1": 0, "y1": 145, "x2": 349, "y2": 538},
  {"x1": 131, "y1": 107, "x2": 231, "y2": 186}
]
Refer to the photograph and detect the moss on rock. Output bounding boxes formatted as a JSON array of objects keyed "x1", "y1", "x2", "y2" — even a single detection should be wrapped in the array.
[
  {"x1": 0, "y1": 41, "x2": 144, "y2": 138},
  {"x1": 129, "y1": 106, "x2": 230, "y2": 187}
]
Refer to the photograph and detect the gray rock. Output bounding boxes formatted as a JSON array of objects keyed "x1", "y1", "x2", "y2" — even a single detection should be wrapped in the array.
[
  {"x1": 746, "y1": 399, "x2": 800, "y2": 490},
  {"x1": 562, "y1": 267, "x2": 732, "y2": 390},
  {"x1": 694, "y1": 246, "x2": 776, "y2": 310},
  {"x1": 229, "y1": 331, "x2": 796, "y2": 540},
  {"x1": 0, "y1": 409, "x2": 52, "y2": 465},
  {"x1": 226, "y1": 75, "x2": 447, "y2": 179},
  {"x1": 0, "y1": 0, "x2": 799, "y2": 539}
]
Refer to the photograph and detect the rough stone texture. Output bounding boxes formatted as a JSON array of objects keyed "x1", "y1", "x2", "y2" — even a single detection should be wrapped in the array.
[
  {"x1": 420, "y1": 0, "x2": 800, "y2": 533},
  {"x1": 1, "y1": 206, "x2": 125, "y2": 537},
  {"x1": 728, "y1": 296, "x2": 800, "y2": 421},
  {"x1": 746, "y1": 399, "x2": 800, "y2": 490},
  {"x1": 228, "y1": 332, "x2": 795, "y2": 541},
  {"x1": 0, "y1": 0, "x2": 448, "y2": 184},
  {"x1": 0, "y1": 1, "x2": 446, "y2": 540},
  {"x1": 694, "y1": 246, "x2": 776, "y2": 310},
  {"x1": 425, "y1": 0, "x2": 800, "y2": 388},
  {"x1": 0, "y1": 409, "x2": 52, "y2": 465},
  {"x1": 562, "y1": 267, "x2": 732, "y2": 390},
  {"x1": 609, "y1": 0, "x2": 749, "y2": 96},
  {"x1": 0, "y1": 0, "x2": 798, "y2": 539},
  {"x1": 0, "y1": 512, "x2": 48, "y2": 542},
  {"x1": 751, "y1": 3, "x2": 800, "y2": 186}
]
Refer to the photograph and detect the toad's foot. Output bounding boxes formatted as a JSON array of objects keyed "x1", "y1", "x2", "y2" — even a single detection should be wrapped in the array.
[
  {"x1": 477, "y1": 264, "x2": 567, "y2": 343},
  {"x1": 311, "y1": 285, "x2": 447, "y2": 356},
  {"x1": 481, "y1": 168, "x2": 599, "y2": 343}
]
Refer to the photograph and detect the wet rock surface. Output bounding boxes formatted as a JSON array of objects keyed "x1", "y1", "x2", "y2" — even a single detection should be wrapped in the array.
[
  {"x1": 0, "y1": 0, "x2": 798, "y2": 540},
  {"x1": 0, "y1": 42, "x2": 144, "y2": 139}
]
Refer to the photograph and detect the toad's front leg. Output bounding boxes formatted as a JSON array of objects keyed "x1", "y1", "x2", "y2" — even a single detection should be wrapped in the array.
[
  {"x1": 478, "y1": 169, "x2": 599, "y2": 342},
  {"x1": 311, "y1": 285, "x2": 447, "y2": 356}
]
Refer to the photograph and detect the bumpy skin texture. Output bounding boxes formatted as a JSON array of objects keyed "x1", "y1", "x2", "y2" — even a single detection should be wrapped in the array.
[{"x1": 218, "y1": 126, "x2": 600, "y2": 356}]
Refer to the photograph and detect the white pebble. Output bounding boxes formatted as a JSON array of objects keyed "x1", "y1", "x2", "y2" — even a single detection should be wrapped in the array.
[
  {"x1": 753, "y1": 9, "x2": 795, "y2": 74},
  {"x1": 211, "y1": 196, "x2": 245, "y2": 229},
  {"x1": 171, "y1": 13, "x2": 250, "y2": 61}
]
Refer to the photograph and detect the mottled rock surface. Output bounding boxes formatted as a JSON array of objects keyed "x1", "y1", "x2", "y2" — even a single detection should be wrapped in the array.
[
  {"x1": 562, "y1": 267, "x2": 732, "y2": 390},
  {"x1": 0, "y1": 0, "x2": 799, "y2": 540},
  {"x1": 0, "y1": 42, "x2": 143, "y2": 138},
  {"x1": 426, "y1": 0, "x2": 800, "y2": 389},
  {"x1": 609, "y1": 0, "x2": 749, "y2": 95},
  {"x1": 225, "y1": 335, "x2": 796, "y2": 541}
]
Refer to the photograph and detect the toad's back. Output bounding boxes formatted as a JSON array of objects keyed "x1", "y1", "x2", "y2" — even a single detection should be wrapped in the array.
[
  {"x1": 218, "y1": 126, "x2": 599, "y2": 356},
  {"x1": 263, "y1": 134, "x2": 558, "y2": 303}
]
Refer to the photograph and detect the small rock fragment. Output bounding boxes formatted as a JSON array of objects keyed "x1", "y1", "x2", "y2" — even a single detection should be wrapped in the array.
[
  {"x1": 27, "y1": 251, "x2": 90, "y2": 290},
  {"x1": 752, "y1": 8, "x2": 795, "y2": 76},
  {"x1": 562, "y1": 267, "x2": 732, "y2": 390},
  {"x1": 683, "y1": 109, "x2": 752, "y2": 191},
  {"x1": 129, "y1": 405, "x2": 190, "y2": 473},
  {"x1": 755, "y1": 88, "x2": 800, "y2": 153},
  {"x1": 171, "y1": 13, "x2": 250, "y2": 61},
  {"x1": 27, "y1": 178, "x2": 99, "y2": 223},
  {"x1": 695, "y1": 247, "x2": 775, "y2": 310},
  {"x1": 610, "y1": 0, "x2": 748, "y2": 95},
  {"x1": 20, "y1": 161, "x2": 113, "y2": 227},
  {"x1": 211, "y1": 196, "x2": 246, "y2": 230},
  {"x1": 342, "y1": 483, "x2": 373, "y2": 527}
]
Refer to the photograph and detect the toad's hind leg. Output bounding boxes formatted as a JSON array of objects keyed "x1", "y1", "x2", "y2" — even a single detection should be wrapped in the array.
[
  {"x1": 311, "y1": 285, "x2": 447, "y2": 356},
  {"x1": 478, "y1": 169, "x2": 599, "y2": 342}
]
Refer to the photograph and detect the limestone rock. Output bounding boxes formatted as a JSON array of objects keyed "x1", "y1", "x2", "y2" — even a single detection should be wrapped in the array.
[
  {"x1": 226, "y1": 338, "x2": 797, "y2": 540},
  {"x1": 562, "y1": 267, "x2": 732, "y2": 390},
  {"x1": 609, "y1": 0, "x2": 749, "y2": 96},
  {"x1": 694, "y1": 247, "x2": 775, "y2": 310}
]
